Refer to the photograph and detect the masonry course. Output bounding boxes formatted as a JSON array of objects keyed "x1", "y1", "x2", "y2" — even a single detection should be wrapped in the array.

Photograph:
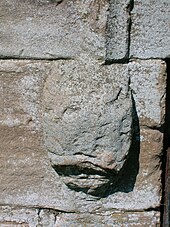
[{"x1": 0, "y1": 0, "x2": 169, "y2": 226}]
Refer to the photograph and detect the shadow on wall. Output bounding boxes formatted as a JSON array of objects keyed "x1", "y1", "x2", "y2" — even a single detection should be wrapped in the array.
[
  {"x1": 104, "y1": 95, "x2": 140, "y2": 197},
  {"x1": 164, "y1": 59, "x2": 170, "y2": 150},
  {"x1": 161, "y1": 59, "x2": 170, "y2": 226}
]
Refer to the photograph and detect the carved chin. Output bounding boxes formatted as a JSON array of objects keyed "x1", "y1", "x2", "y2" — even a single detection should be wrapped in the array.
[
  {"x1": 61, "y1": 174, "x2": 111, "y2": 196},
  {"x1": 53, "y1": 169, "x2": 118, "y2": 196},
  {"x1": 49, "y1": 153, "x2": 122, "y2": 196}
]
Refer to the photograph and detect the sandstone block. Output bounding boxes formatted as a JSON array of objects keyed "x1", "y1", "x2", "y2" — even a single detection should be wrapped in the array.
[
  {"x1": 0, "y1": 206, "x2": 160, "y2": 227},
  {"x1": 106, "y1": 0, "x2": 132, "y2": 62},
  {"x1": 0, "y1": 0, "x2": 108, "y2": 60},
  {"x1": 129, "y1": 60, "x2": 166, "y2": 127},
  {"x1": 0, "y1": 60, "x2": 164, "y2": 214},
  {"x1": 54, "y1": 211, "x2": 160, "y2": 226},
  {"x1": 0, "y1": 60, "x2": 75, "y2": 212},
  {"x1": 130, "y1": 0, "x2": 170, "y2": 59},
  {"x1": 43, "y1": 59, "x2": 133, "y2": 196},
  {"x1": 0, "y1": 60, "x2": 50, "y2": 130},
  {"x1": 102, "y1": 128, "x2": 162, "y2": 211},
  {"x1": 0, "y1": 206, "x2": 38, "y2": 227},
  {"x1": 0, "y1": 0, "x2": 132, "y2": 61},
  {"x1": 136, "y1": 128, "x2": 163, "y2": 190},
  {"x1": 0, "y1": 222, "x2": 29, "y2": 227},
  {"x1": 0, "y1": 124, "x2": 76, "y2": 212}
]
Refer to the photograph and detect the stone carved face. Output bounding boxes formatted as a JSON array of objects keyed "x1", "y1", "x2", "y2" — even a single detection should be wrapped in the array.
[{"x1": 43, "y1": 60, "x2": 133, "y2": 196}]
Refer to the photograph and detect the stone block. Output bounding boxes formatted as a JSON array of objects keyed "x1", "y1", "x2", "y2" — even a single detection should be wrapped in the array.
[
  {"x1": 0, "y1": 222, "x2": 29, "y2": 227},
  {"x1": 129, "y1": 60, "x2": 166, "y2": 127},
  {"x1": 130, "y1": 0, "x2": 170, "y2": 59},
  {"x1": 101, "y1": 128, "x2": 162, "y2": 211},
  {"x1": 106, "y1": 0, "x2": 132, "y2": 62},
  {"x1": 0, "y1": 59, "x2": 164, "y2": 215},
  {"x1": 0, "y1": 60, "x2": 50, "y2": 130},
  {"x1": 0, "y1": 206, "x2": 160, "y2": 227},
  {"x1": 0, "y1": 0, "x2": 108, "y2": 60},
  {"x1": 0, "y1": 0, "x2": 132, "y2": 61},
  {"x1": 43, "y1": 59, "x2": 133, "y2": 196},
  {"x1": 0, "y1": 60, "x2": 75, "y2": 212},
  {"x1": 0, "y1": 123, "x2": 76, "y2": 212},
  {"x1": 136, "y1": 128, "x2": 163, "y2": 191},
  {"x1": 54, "y1": 211, "x2": 160, "y2": 226},
  {"x1": 0, "y1": 206, "x2": 38, "y2": 227}
]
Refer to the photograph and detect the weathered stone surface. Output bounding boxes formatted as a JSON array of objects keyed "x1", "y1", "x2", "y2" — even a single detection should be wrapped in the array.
[
  {"x1": 101, "y1": 128, "x2": 162, "y2": 211},
  {"x1": 0, "y1": 0, "x2": 133, "y2": 62},
  {"x1": 0, "y1": 60, "x2": 163, "y2": 214},
  {"x1": 0, "y1": 206, "x2": 160, "y2": 227},
  {"x1": 130, "y1": 0, "x2": 170, "y2": 59},
  {"x1": 0, "y1": 60, "x2": 50, "y2": 130},
  {"x1": 0, "y1": 222, "x2": 29, "y2": 227},
  {"x1": 53, "y1": 211, "x2": 160, "y2": 226},
  {"x1": 0, "y1": 60, "x2": 76, "y2": 212},
  {"x1": 0, "y1": 0, "x2": 108, "y2": 60},
  {"x1": 135, "y1": 128, "x2": 163, "y2": 201},
  {"x1": 106, "y1": 0, "x2": 133, "y2": 62},
  {"x1": 0, "y1": 1, "x2": 167, "y2": 225},
  {"x1": 0, "y1": 126, "x2": 71, "y2": 211},
  {"x1": 129, "y1": 60, "x2": 166, "y2": 127},
  {"x1": 43, "y1": 58, "x2": 133, "y2": 196},
  {"x1": 0, "y1": 206, "x2": 38, "y2": 227}
]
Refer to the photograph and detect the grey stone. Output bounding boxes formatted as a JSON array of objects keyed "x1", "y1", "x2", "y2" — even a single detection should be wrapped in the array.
[
  {"x1": 0, "y1": 60, "x2": 76, "y2": 213},
  {"x1": 129, "y1": 60, "x2": 166, "y2": 127},
  {"x1": 130, "y1": 0, "x2": 170, "y2": 59},
  {"x1": 0, "y1": 206, "x2": 160, "y2": 227},
  {"x1": 102, "y1": 128, "x2": 162, "y2": 212},
  {"x1": 43, "y1": 58, "x2": 133, "y2": 196},
  {"x1": 106, "y1": 0, "x2": 133, "y2": 62},
  {"x1": 0, "y1": 59, "x2": 164, "y2": 216},
  {"x1": 0, "y1": 1, "x2": 168, "y2": 224},
  {"x1": 0, "y1": 0, "x2": 109, "y2": 60},
  {"x1": 0, "y1": 60, "x2": 50, "y2": 130},
  {"x1": 53, "y1": 211, "x2": 160, "y2": 226},
  {"x1": 0, "y1": 0, "x2": 133, "y2": 62}
]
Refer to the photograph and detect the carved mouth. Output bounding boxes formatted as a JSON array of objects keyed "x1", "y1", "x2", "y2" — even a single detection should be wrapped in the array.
[{"x1": 52, "y1": 157, "x2": 117, "y2": 196}]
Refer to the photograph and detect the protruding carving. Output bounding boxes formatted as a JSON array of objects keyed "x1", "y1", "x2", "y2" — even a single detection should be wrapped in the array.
[{"x1": 43, "y1": 60, "x2": 133, "y2": 196}]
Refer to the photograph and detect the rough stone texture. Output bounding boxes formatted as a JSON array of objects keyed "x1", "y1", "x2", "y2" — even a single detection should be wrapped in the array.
[
  {"x1": 130, "y1": 0, "x2": 170, "y2": 59},
  {"x1": 129, "y1": 60, "x2": 166, "y2": 127},
  {"x1": 44, "y1": 58, "x2": 133, "y2": 196},
  {"x1": 0, "y1": 60, "x2": 50, "y2": 130},
  {"x1": 0, "y1": 60, "x2": 164, "y2": 216},
  {"x1": 106, "y1": 0, "x2": 132, "y2": 62},
  {"x1": 0, "y1": 206, "x2": 160, "y2": 227},
  {"x1": 0, "y1": 222, "x2": 29, "y2": 227},
  {"x1": 0, "y1": 1, "x2": 168, "y2": 224},
  {"x1": 0, "y1": 60, "x2": 76, "y2": 212},
  {"x1": 0, "y1": 125, "x2": 75, "y2": 211},
  {"x1": 98, "y1": 129, "x2": 162, "y2": 212},
  {"x1": 134, "y1": 128, "x2": 163, "y2": 203},
  {"x1": 51, "y1": 211, "x2": 160, "y2": 226},
  {"x1": 0, "y1": 0, "x2": 133, "y2": 62},
  {"x1": 0, "y1": 0, "x2": 109, "y2": 60}
]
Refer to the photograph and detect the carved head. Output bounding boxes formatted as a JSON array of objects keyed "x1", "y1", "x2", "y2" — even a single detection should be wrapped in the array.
[{"x1": 44, "y1": 60, "x2": 133, "y2": 196}]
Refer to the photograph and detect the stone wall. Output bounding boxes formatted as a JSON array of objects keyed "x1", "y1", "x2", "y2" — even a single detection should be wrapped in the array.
[{"x1": 0, "y1": 0, "x2": 169, "y2": 226}]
